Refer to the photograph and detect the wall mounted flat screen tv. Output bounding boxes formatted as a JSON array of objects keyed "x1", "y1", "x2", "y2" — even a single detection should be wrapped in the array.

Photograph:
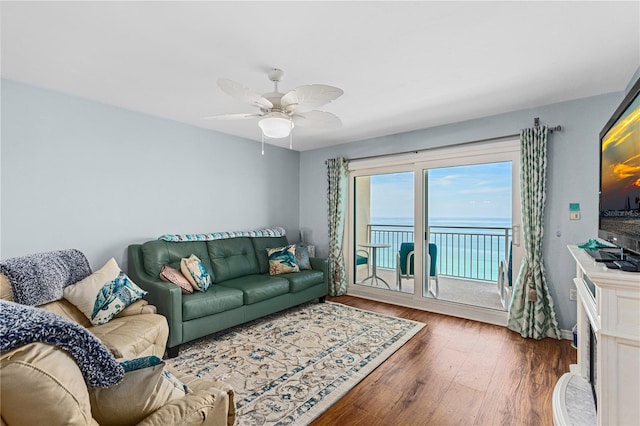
[{"x1": 599, "y1": 75, "x2": 640, "y2": 257}]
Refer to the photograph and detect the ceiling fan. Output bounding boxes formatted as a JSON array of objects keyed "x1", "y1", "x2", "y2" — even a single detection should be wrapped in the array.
[{"x1": 203, "y1": 68, "x2": 344, "y2": 153}]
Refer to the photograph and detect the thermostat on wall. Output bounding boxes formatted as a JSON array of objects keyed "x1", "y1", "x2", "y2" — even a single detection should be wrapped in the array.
[{"x1": 569, "y1": 203, "x2": 580, "y2": 220}]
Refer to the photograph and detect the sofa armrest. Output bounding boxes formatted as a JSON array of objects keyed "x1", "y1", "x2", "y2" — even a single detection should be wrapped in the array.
[
  {"x1": 309, "y1": 257, "x2": 328, "y2": 273},
  {"x1": 135, "y1": 390, "x2": 228, "y2": 426},
  {"x1": 309, "y1": 257, "x2": 329, "y2": 294},
  {"x1": 127, "y1": 244, "x2": 183, "y2": 349},
  {"x1": 166, "y1": 366, "x2": 236, "y2": 426}
]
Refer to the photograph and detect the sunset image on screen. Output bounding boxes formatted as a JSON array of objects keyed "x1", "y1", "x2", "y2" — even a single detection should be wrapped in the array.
[{"x1": 601, "y1": 96, "x2": 640, "y2": 212}]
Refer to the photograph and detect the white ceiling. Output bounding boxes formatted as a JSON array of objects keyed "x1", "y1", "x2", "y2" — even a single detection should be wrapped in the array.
[{"x1": 2, "y1": 1, "x2": 639, "y2": 151}]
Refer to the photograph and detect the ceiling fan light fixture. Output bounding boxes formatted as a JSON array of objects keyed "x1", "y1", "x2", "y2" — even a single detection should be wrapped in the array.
[{"x1": 258, "y1": 113, "x2": 294, "y2": 139}]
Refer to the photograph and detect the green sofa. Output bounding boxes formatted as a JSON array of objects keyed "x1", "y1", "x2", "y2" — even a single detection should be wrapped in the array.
[{"x1": 127, "y1": 236, "x2": 328, "y2": 357}]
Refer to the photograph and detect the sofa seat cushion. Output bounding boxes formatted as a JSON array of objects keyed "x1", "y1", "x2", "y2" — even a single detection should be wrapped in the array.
[
  {"x1": 279, "y1": 270, "x2": 325, "y2": 293},
  {"x1": 182, "y1": 286, "x2": 244, "y2": 321},
  {"x1": 89, "y1": 314, "x2": 168, "y2": 360},
  {"x1": 218, "y1": 275, "x2": 289, "y2": 305}
]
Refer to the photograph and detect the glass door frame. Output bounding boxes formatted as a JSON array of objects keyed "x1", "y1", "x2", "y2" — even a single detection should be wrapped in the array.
[
  {"x1": 417, "y1": 142, "x2": 522, "y2": 306},
  {"x1": 347, "y1": 163, "x2": 417, "y2": 295},
  {"x1": 346, "y1": 138, "x2": 521, "y2": 325}
]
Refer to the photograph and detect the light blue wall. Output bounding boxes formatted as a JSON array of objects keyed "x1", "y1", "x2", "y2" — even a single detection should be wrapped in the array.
[
  {"x1": 299, "y1": 92, "x2": 624, "y2": 331},
  {"x1": 3, "y1": 74, "x2": 635, "y2": 332},
  {"x1": 625, "y1": 66, "x2": 640, "y2": 93},
  {"x1": 1, "y1": 79, "x2": 300, "y2": 269}
]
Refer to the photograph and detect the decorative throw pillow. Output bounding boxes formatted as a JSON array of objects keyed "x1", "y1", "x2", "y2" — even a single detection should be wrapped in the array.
[
  {"x1": 267, "y1": 245, "x2": 300, "y2": 275},
  {"x1": 159, "y1": 265, "x2": 194, "y2": 295},
  {"x1": 294, "y1": 244, "x2": 312, "y2": 270},
  {"x1": 63, "y1": 258, "x2": 147, "y2": 326},
  {"x1": 180, "y1": 254, "x2": 212, "y2": 292},
  {"x1": 89, "y1": 355, "x2": 188, "y2": 426}
]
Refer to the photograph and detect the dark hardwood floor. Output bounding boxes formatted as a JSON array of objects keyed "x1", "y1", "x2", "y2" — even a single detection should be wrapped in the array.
[{"x1": 311, "y1": 296, "x2": 576, "y2": 426}]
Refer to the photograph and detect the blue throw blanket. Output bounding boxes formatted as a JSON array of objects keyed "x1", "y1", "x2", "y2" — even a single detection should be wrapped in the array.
[
  {"x1": 0, "y1": 249, "x2": 92, "y2": 306},
  {"x1": 0, "y1": 300, "x2": 124, "y2": 388}
]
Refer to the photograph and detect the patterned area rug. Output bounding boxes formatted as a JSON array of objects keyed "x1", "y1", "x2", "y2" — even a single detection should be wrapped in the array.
[{"x1": 167, "y1": 301, "x2": 425, "y2": 425}]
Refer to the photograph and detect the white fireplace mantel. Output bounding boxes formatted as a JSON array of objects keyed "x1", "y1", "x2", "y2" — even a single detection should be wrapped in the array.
[{"x1": 553, "y1": 246, "x2": 640, "y2": 426}]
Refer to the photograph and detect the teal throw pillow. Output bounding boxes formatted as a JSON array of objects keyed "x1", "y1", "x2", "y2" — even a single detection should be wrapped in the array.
[
  {"x1": 294, "y1": 244, "x2": 312, "y2": 270},
  {"x1": 267, "y1": 245, "x2": 300, "y2": 275},
  {"x1": 90, "y1": 355, "x2": 188, "y2": 426}
]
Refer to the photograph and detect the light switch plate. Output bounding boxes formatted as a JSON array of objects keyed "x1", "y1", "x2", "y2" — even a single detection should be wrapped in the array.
[{"x1": 570, "y1": 212, "x2": 581, "y2": 220}]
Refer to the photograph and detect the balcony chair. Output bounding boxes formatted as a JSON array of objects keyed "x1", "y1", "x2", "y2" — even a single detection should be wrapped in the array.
[
  {"x1": 356, "y1": 250, "x2": 369, "y2": 267},
  {"x1": 356, "y1": 249, "x2": 370, "y2": 279},
  {"x1": 396, "y1": 242, "x2": 439, "y2": 297}
]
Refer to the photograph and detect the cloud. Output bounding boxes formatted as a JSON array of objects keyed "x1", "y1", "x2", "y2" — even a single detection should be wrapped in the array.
[
  {"x1": 431, "y1": 174, "x2": 464, "y2": 186},
  {"x1": 458, "y1": 186, "x2": 510, "y2": 194}
]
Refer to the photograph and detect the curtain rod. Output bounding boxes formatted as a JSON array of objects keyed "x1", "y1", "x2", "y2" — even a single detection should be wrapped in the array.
[
  {"x1": 534, "y1": 116, "x2": 562, "y2": 133},
  {"x1": 344, "y1": 117, "x2": 562, "y2": 163}
]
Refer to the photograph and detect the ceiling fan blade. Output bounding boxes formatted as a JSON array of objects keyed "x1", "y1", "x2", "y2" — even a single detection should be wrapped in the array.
[
  {"x1": 282, "y1": 84, "x2": 343, "y2": 112},
  {"x1": 201, "y1": 113, "x2": 262, "y2": 120},
  {"x1": 217, "y1": 78, "x2": 273, "y2": 109},
  {"x1": 293, "y1": 110, "x2": 342, "y2": 129}
]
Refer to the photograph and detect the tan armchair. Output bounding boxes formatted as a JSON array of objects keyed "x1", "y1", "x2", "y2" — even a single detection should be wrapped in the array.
[
  {"x1": 0, "y1": 342, "x2": 235, "y2": 426},
  {"x1": 0, "y1": 267, "x2": 235, "y2": 426}
]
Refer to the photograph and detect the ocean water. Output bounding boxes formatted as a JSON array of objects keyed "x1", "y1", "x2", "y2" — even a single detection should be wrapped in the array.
[
  {"x1": 371, "y1": 216, "x2": 511, "y2": 229},
  {"x1": 363, "y1": 217, "x2": 512, "y2": 281}
]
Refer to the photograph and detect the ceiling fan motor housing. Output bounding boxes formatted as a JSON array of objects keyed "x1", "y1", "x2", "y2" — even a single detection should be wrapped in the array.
[{"x1": 261, "y1": 93, "x2": 285, "y2": 114}]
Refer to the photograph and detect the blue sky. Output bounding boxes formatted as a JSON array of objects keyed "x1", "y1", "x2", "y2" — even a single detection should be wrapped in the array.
[{"x1": 369, "y1": 162, "x2": 512, "y2": 220}]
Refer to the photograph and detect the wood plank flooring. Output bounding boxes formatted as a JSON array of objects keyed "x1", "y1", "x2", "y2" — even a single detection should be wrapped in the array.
[{"x1": 311, "y1": 296, "x2": 576, "y2": 426}]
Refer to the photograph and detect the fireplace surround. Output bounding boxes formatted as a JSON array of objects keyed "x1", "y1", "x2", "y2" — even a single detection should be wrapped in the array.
[{"x1": 553, "y1": 246, "x2": 640, "y2": 425}]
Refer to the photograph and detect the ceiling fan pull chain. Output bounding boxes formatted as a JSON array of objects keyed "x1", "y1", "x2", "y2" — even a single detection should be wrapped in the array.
[{"x1": 289, "y1": 125, "x2": 293, "y2": 150}]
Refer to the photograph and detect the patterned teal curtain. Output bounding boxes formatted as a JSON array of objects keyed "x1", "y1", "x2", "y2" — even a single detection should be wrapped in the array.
[
  {"x1": 327, "y1": 157, "x2": 349, "y2": 296},
  {"x1": 507, "y1": 126, "x2": 561, "y2": 339}
]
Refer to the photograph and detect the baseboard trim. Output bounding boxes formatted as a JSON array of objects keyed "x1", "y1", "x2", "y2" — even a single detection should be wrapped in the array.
[
  {"x1": 559, "y1": 328, "x2": 573, "y2": 341},
  {"x1": 346, "y1": 287, "x2": 575, "y2": 339},
  {"x1": 347, "y1": 286, "x2": 508, "y2": 326}
]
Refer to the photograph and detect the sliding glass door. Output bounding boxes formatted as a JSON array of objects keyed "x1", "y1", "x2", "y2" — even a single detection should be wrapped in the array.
[
  {"x1": 352, "y1": 170, "x2": 415, "y2": 294},
  {"x1": 348, "y1": 139, "x2": 521, "y2": 318},
  {"x1": 424, "y1": 161, "x2": 514, "y2": 310}
]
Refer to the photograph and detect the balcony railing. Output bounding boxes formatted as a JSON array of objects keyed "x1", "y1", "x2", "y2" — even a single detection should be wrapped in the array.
[{"x1": 360, "y1": 224, "x2": 511, "y2": 282}]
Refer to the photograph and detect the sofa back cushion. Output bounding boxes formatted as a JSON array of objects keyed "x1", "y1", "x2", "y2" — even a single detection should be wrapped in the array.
[
  {"x1": 251, "y1": 236, "x2": 289, "y2": 274},
  {"x1": 141, "y1": 240, "x2": 213, "y2": 280},
  {"x1": 40, "y1": 298, "x2": 92, "y2": 328},
  {"x1": 206, "y1": 238, "x2": 259, "y2": 282}
]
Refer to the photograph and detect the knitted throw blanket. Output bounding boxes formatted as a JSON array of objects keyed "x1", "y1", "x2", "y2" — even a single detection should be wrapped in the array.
[
  {"x1": 159, "y1": 226, "x2": 286, "y2": 242},
  {"x1": 0, "y1": 249, "x2": 92, "y2": 306},
  {"x1": 0, "y1": 300, "x2": 124, "y2": 388}
]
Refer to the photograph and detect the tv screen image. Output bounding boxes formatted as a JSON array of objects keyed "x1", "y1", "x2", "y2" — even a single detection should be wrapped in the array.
[{"x1": 599, "y1": 76, "x2": 640, "y2": 257}]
